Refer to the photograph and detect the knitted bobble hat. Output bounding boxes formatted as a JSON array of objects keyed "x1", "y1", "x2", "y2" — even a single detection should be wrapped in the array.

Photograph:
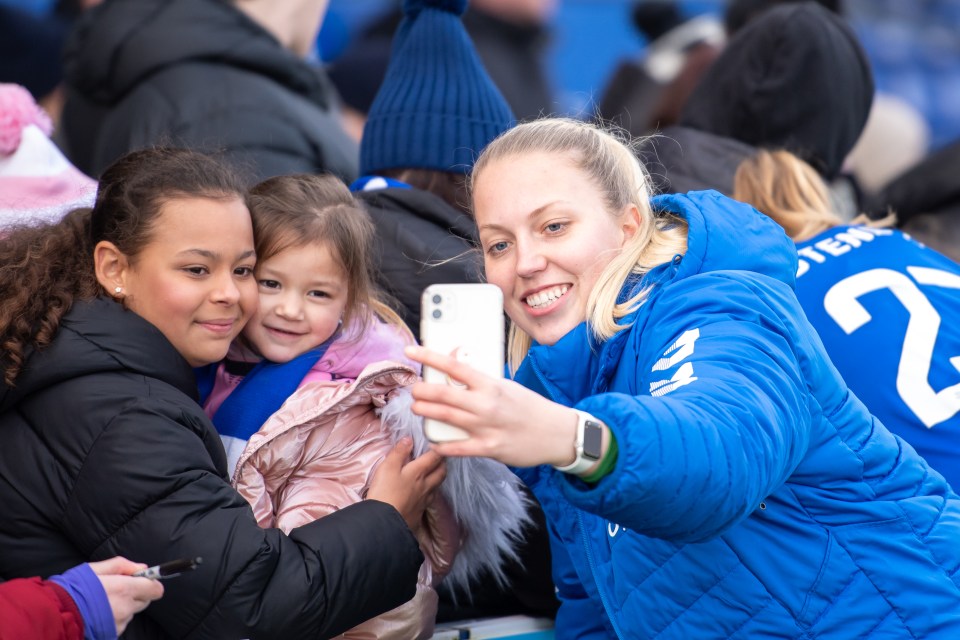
[
  {"x1": 0, "y1": 83, "x2": 97, "y2": 229},
  {"x1": 359, "y1": 0, "x2": 515, "y2": 176}
]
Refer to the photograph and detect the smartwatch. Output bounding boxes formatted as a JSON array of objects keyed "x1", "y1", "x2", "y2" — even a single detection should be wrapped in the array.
[{"x1": 553, "y1": 410, "x2": 604, "y2": 475}]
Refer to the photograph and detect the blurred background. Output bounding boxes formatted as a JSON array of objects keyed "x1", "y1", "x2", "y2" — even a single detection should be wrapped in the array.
[
  {"x1": 316, "y1": 0, "x2": 960, "y2": 150},
  {"x1": 4, "y1": 0, "x2": 959, "y2": 148}
]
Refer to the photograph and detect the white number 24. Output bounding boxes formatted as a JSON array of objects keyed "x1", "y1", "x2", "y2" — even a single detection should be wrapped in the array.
[{"x1": 824, "y1": 267, "x2": 960, "y2": 428}]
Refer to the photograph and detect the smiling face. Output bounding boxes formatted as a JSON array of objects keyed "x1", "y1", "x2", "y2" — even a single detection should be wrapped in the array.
[
  {"x1": 242, "y1": 242, "x2": 349, "y2": 363},
  {"x1": 473, "y1": 151, "x2": 638, "y2": 346},
  {"x1": 119, "y1": 196, "x2": 258, "y2": 366}
]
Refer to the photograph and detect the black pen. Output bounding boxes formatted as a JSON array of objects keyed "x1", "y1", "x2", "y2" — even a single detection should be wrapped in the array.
[{"x1": 133, "y1": 557, "x2": 202, "y2": 580}]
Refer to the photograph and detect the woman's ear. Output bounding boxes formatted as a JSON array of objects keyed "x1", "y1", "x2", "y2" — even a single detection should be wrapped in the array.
[
  {"x1": 93, "y1": 241, "x2": 129, "y2": 295},
  {"x1": 620, "y1": 204, "x2": 642, "y2": 244}
]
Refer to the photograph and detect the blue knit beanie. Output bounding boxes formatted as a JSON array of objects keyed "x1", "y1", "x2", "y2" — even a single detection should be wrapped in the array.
[{"x1": 359, "y1": 0, "x2": 515, "y2": 176}]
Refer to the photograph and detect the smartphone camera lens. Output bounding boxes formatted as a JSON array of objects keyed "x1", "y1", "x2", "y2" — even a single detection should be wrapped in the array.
[
  {"x1": 432, "y1": 294, "x2": 442, "y2": 304},
  {"x1": 432, "y1": 309, "x2": 442, "y2": 319}
]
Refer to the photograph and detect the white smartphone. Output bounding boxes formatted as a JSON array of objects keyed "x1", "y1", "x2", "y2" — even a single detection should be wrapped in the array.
[{"x1": 420, "y1": 283, "x2": 505, "y2": 442}]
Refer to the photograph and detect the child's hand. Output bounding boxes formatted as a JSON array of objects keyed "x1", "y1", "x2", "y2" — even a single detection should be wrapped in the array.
[
  {"x1": 368, "y1": 438, "x2": 446, "y2": 533},
  {"x1": 89, "y1": 556, "x2": 165, "y2": 636},
  {"x1": 405, "y1": 345, "x2": 580, "y2": 468}
]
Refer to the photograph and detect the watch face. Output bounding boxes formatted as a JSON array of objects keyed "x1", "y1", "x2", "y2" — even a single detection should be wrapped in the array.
[{"x1": 582, "y1": 420, "x2": 603, "y2": 460}]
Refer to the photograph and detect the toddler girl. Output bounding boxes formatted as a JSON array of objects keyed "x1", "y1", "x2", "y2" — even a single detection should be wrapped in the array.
[{"x1": 199, "y1": 174, "x2": 529, "y2": 639}]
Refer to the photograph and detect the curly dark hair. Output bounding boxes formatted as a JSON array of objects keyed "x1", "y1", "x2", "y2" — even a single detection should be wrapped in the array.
[{"x1": 0, "y1": 147, "x2": 249, "y2": 386}]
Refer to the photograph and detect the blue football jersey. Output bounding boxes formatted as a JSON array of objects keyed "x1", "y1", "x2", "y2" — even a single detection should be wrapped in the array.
[{"x1": 795, "y1": 225, "x2": 960, "y2": 488}]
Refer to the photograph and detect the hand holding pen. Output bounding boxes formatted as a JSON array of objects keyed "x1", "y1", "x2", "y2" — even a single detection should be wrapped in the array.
[
  {"x1": 88, "y1": 557, "x2": 166, "y2": 635},
  {"x1": 133, "y1": 556, "x2": 203, "y2": 580}
]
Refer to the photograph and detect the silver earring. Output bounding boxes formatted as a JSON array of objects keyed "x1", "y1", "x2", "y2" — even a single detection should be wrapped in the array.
[{"x1": 114, "y1": 286, "x2": 123, "y2": 294}]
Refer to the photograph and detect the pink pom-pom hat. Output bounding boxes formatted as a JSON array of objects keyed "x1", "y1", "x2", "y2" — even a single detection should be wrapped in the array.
[
  {"x1": 0, "y1": 83, "x2": 97, "y2": 229},
  {"x1": 0, "y1": 83, "x2": 53, "y2": 155}
]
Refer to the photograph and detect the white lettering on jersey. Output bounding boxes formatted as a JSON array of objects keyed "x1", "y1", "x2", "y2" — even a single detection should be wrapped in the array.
[
  {"x1": 815, "y1": 237, "x2": 852, "y2": 257},
  {"x1": 797, "y1": 226, "x2": 893, "y2": 278},
  {"x1": 824, "y1": 267, "x2": 960, "y2": 427}
]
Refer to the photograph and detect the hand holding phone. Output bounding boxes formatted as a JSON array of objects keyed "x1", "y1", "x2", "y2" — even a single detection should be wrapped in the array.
[{"x1": 420, "y1": 284, "x2": 504, "y2": 442}]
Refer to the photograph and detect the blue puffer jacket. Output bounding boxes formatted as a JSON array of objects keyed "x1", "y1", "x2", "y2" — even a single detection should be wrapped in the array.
[{"x1": 513, "y1": 191, "x2": 960, "y2": 638}]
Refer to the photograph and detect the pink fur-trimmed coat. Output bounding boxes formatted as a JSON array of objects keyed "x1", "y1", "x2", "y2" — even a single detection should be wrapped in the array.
[
  {"x1": 233, "y1": 362, "x2": 457, "y2": 640},
  {"x1": 208, "y1": 318, "x2": 531, "y2": 640}
]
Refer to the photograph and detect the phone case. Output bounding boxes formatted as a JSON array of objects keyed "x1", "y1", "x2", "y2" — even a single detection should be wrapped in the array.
[{"x1": 420, "y1": 283, "x2": 505, "y2": 442}]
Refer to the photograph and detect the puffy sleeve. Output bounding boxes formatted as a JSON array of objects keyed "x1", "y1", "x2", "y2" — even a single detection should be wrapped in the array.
[
  {"x1": 62, "y1": 396, "x2": 423, "y2": 640},
  {"x1": 562, "y1": 273, "x2": 815, "y2": 543},
  {"x1": 0, "y1": 578, "x2": 83, "y2": 640}
]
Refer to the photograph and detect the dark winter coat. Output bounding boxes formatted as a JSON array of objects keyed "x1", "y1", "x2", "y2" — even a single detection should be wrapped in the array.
[
  {"x1": 0, "y1": 297, "x2": 422, "y2": 640},
  {"x1": 869, "y1": 138, "x2": 960, "y2": 262},
  {"x1": 462, "y1": 8, "x2": 554, "y2": 122},
  {"x1": 355, "y1": 187, "x2": 481, "y2": 341},
  {"x1": 60, "y1": 0, "x2": 358, "y2": 182},
  {"x1": 637, "y1": 124, "x2": 755, "y2": 196}
]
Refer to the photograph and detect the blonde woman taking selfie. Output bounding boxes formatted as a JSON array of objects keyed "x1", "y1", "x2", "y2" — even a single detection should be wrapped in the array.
[{"x1": 406, "y1": 118, "x2": 960, "y2": 638}]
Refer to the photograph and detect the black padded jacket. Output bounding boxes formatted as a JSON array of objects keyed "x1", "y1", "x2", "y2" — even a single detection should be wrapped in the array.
[
  {"x1": 60, "y1": 0, "x2": 358, "y2": 183},
  {"x1": 0, "y1": 297, "x2": 422, "y2": 639},
  {"x1": 356, "y1": 187, "x2": 482, "y2": 342}
]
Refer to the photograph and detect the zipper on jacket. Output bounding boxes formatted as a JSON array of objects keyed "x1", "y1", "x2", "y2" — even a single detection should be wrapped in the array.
[
  {"x1": 531, "y1": 351, "x2": 623, "y2": 637},
  {"x1": 577, "y1": 510, "x2": 624, "y2": 639}
]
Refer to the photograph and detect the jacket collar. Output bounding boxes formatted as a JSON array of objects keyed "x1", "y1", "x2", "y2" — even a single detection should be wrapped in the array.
[
  {"x1": 1, "y1": 297, "x2": 198, "y2": 412},
  {"x1": 512, "y1": 189, "x2": 796, "y2": 404},
  {"x1": 514, "y1": 272, "x2": 661, "y2": 404}
]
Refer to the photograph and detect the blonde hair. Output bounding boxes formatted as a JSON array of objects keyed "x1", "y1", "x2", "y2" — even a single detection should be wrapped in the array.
[
  {"x1": 247, "y1": 174, "x2": 410, "y2": 344},
  {"x1": 470, "y1": 118, "x2": 689, "y2": 372},
  {"x1": 732, "y1": 150, "x2": 847, "y2": 242}
]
